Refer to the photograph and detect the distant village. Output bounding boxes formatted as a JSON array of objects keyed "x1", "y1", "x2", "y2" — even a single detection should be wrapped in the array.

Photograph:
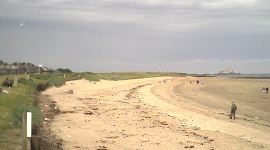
[{"x1": 0, "y1": 60, "x2": 52, "y2": 75}]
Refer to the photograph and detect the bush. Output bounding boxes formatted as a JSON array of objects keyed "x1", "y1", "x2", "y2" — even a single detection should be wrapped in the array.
[
  {"x1": 31, "y1": 74, "x2": 49, "y2": 80},
  {"x1": 36, "y1": 83, "x2": 49, "y2": 92},
  {"x1": 56, "y1": 68, "x2": 72, "y2": 73}
]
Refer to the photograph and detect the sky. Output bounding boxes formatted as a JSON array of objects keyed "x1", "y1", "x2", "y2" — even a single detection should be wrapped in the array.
[{"x1": 0, "y1": 0, "x2": 270, "y2": 73}]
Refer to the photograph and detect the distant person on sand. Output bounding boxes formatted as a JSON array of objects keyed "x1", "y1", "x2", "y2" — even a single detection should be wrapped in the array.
[
  {"x1": 197, "y1": 80, "x2": 199, "y2": 84},
  {"x1": 230, "y1": 102, "x2": 237, "y2": 119},
  {"x1": 262, "y1": 87, "x2": 266, "y2": 93},
  {"x1": 262, "y1": 87, "x2": 268, "y2": 94}
]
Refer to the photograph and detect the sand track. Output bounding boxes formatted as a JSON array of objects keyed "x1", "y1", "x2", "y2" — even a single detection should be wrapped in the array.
[{"x1": 41, "y1": 77, "x2": 269, "y2": 150}]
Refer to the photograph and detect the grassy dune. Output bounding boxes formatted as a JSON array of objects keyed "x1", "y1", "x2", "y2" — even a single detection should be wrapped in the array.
[{"x1": 81, "y1": 72, "x2": 186, "y2": 81}]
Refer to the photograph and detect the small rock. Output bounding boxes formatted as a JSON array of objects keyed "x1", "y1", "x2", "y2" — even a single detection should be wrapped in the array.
[
  {"x1": 193, "y1": 126, "x2": 200, "y2": 130},
  {"x1": 184, "y1": 145, "x2": 194, "y2": 148},
  {"x1": 97, "y1": 146, "x2": 107, "y2": 150},
  {"x1": 66, "y1": 90, "x2": 73, "y2": 94},
  {"x1": 84, "y1": 111, "x2": 94, "y2": 115},
  {"x1": 159, "y1": 121, "x2": 168, "y2": 125}
]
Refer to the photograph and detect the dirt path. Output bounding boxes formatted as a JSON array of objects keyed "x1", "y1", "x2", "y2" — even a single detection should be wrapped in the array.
[{"x1": 41, "y1": 77, "x2": 269, "y2": 150}]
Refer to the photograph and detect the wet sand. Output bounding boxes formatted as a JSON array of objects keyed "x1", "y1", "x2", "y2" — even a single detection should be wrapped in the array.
[{"x1": 41, "y1": 77, "x2": 270, "y2": 150}]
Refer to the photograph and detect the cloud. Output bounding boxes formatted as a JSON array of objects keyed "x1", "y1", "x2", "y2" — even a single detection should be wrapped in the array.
[
  {"x1": 70, "y1": 58, "x2": 270, "y2": 73},
  {"x1": 202, "y1": 0, "x2": 258, "y2": 9},
  {"x1": 174, "y1": 58, "x2": 268, "y2": 74},
  {"x1": 0, "y1": 0, "x2": 270, "y2": 73},
  {"x1": 0, "y1": 0, "x2": 268, "y2": 31}
]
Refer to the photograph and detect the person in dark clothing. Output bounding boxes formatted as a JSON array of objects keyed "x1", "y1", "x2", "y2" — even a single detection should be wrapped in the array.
[
  {"x1": 230, "y1": 102, "x2": 237, "y2": 119},
  {"x1": 266, "y1": 87, "x2": 269, "y2": 94}
]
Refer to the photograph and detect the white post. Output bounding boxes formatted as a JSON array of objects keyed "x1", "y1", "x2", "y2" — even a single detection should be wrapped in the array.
[
  {"x1": 39, "y1": 64, "x2": 43, "y2": 74},
  {"x1": 27, "y1": 112, "x2": 32, "y2": 138},
  {"x1": 14, "y1": 78, "x2": 18, "y2": 87}
]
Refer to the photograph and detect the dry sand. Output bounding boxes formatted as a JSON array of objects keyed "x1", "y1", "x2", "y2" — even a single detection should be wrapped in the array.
[{"x1": 41, "y1": 77, "x2": 270, "y2": 150}]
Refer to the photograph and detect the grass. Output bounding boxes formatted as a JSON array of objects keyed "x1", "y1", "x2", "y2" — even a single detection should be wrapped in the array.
[
  {"x1": 30, "y1": 73, "x2": 80, "y2": 87},
  {"x1": 80, "y1": 72, "x2": 187, "y2": 81},
  {"x1": 0, "y1": 71, "x2": 186, "y2": 149},
  {"x1": 0, "y1": 74, "x2": 35, "y2": 150},
  {"x1": 0, "y1": 73, "x2": 79, "y2": 149}
]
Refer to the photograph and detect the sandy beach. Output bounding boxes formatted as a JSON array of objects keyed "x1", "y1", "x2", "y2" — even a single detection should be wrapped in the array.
[{"x1": 40, "y1": 77, "x2": 270, "y2": 150}]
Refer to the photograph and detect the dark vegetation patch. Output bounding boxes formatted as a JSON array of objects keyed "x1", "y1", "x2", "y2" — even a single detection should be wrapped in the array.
[{"x1": 36, "y1": 83, "x2": 49, "y2": 92}]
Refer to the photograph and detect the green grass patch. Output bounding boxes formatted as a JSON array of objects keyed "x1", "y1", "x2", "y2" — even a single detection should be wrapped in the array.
[
  {"x1": 30, "y1": 73, "x2": 80, "y2": 87},
  {"x1": 80, "y1": 72, "x2": 187, "y2": 81},
  {"x1": 0, "y1": 73, "x2": 81, "y2": 129},
  {"x1": 0, "y1": 77, "x2": 37, "y2": 130}
]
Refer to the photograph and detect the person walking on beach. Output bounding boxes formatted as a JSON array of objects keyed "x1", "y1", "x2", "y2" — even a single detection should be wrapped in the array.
[
  {"x1": 262, "y1": 87, "x2": 268, "y2": 94},
  {"x1": 230, "y1": 102, "x2": 237, "y2": 119},
  {"x1": 262, "y1": 87, "x2": 266, "y2": 93}
]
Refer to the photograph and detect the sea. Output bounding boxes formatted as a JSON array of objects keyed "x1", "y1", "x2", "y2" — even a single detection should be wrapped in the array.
[{"x1": 215, "y1": 73, "x2": 270, "y2": 78}]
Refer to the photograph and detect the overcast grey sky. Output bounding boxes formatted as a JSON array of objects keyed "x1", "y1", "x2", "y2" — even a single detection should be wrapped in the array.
[{"x1": 0, "y1": 0, "x2": 270, "y2": 73}]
